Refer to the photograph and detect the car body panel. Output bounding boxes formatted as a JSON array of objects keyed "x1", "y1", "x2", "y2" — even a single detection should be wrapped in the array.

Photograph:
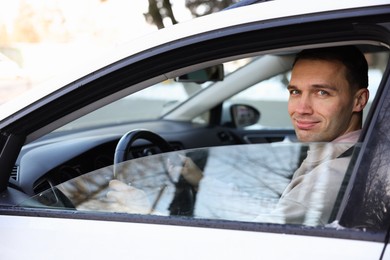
[{"x1": 0, "y1": 215, "x2": 385, "y2": 260}]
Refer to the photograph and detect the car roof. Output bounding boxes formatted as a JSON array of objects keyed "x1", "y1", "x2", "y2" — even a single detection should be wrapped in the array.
[{"x1": 0, "y1": 0, "x2": 388, "y2": 123}]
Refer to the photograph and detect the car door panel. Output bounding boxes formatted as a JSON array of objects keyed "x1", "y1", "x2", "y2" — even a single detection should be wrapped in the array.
[{"x1": 0, "y1": 215, "x2": 385, "y2": 260}]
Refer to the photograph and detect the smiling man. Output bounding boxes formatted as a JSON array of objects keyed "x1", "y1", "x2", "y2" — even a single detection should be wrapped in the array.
[
  {"x1": 287, "y1": 46, "x2": 369, "y2": 143},
  {"x1": 268, "y1": 46, "x2": 370, "y2": 225}
]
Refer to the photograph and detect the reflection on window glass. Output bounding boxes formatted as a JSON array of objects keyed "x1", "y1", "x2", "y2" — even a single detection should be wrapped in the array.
[{"x1": 21, "y1": 142, "x2": 360, "y2": 227}]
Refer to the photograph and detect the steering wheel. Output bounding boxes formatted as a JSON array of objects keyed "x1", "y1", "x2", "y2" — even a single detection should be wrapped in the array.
[
  {"x1": 114, "y1": 129, "x2": 173, "y2": 164},
  {"x1": 113, "y1": 129, "x2": 196, "y2": 216}
]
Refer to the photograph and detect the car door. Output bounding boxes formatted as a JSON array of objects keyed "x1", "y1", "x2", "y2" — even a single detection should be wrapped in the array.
[{"x1": 1, "y1": 2, "x2": 390, "y2": 260}]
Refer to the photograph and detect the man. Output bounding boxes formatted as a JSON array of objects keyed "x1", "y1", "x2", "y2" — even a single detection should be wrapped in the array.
[
  {"x1": 288, "y1": 46, "x2": 369, "y2": 143},
  {"x1": 258, "y1": 46, "x2": 369, "y2": 225},
  {"x1": 108, "y1": 46, "x2": 369, "y2": 225}
]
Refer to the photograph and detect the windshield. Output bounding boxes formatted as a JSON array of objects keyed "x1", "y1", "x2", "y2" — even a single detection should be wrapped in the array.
[{"x1": 54, "y1": 58, "x2": 254, "y2": 132}]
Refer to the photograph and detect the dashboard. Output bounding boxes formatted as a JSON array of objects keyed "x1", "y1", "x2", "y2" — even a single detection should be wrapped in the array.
[{"x1": 10, "y1": 120, "x2": 255, "y2": 196}]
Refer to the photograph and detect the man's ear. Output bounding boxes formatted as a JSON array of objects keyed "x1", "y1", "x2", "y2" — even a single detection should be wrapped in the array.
[{"x1": 353, "y1": 88, "x2": 369, "y2": 112}]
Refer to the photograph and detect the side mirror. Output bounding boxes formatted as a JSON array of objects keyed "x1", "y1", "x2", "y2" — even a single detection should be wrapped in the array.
[
  {"x1": 175, "y1": 64, "x2": 224, "y2": 83},
  {"x1": 230, "y1": 104, "x2": 260, "y2": 128}
]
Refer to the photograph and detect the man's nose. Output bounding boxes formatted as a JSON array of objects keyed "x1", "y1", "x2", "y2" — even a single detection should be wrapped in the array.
[{"x1": 295, "y1": 95, "x2": 313, "y2": 114}]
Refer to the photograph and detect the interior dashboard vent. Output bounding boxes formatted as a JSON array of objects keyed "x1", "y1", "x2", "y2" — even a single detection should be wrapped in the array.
[{"x1": 10, "y1": 165, "x2": 19, "y2": 181}]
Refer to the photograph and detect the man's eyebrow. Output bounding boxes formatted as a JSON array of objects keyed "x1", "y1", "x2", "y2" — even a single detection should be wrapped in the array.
[
  {"x1": 311, "y1": 84, "x2": 338, "y2": 91},
  {"x1": 286, "y1": 84, "x2": 338, "y2": 91}
]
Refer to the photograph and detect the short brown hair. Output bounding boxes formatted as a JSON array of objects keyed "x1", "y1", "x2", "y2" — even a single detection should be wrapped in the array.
[{"x1": 294, "y1": 46, "x2": 369, "y2": 90}]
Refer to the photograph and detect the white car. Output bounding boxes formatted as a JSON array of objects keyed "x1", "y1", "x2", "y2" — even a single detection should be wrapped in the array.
[{"x1": 0, "y1": 1, "x2": 390, "y2": 259}]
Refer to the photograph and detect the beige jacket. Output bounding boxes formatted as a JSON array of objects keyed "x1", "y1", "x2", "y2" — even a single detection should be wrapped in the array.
[{"x1": 258, "y1": 130, "x2": 361, "y2": 226}]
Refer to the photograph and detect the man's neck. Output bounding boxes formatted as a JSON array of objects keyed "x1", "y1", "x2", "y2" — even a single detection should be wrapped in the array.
[{"x1": 332, "y1": 129, "x2": 361, "y2": 143}]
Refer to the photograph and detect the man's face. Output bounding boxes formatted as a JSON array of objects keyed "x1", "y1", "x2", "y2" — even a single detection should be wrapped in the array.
[{"x1": 288, "y1": 59, "x2": 359, "y2": 142}]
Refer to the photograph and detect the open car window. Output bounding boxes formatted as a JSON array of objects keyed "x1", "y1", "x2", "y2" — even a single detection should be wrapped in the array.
[{"x1": 50, "y1": 50, "x2": 388, "y2": 135}]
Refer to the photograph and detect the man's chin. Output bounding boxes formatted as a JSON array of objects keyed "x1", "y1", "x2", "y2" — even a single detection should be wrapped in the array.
[{"x1": 296, "y1": 131, "x2": 322, "y2": 143}]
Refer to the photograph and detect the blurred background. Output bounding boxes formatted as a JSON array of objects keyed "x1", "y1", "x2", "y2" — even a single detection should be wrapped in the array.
[{"x1": 0, "y1": 0, "x2": 239, "y2": 104}]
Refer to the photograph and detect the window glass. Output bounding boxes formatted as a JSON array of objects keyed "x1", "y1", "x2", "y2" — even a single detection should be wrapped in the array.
[{"x1": 21, "y1": 142, "x2": 361, "y2": 227}]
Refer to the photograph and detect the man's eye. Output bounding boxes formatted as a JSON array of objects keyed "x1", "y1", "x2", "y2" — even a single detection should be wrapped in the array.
[
  {"x1": 318, "y1": 90, "x2": 329, "y2": 96},
  {"x1": 289, "y1": 89, "x2": 300, "y2": 95}
]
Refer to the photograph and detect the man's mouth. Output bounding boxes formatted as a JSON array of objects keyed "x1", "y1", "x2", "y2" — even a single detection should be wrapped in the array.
[{"x1": 295, "y1": 119, "x2": 319, "y2": 130}]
